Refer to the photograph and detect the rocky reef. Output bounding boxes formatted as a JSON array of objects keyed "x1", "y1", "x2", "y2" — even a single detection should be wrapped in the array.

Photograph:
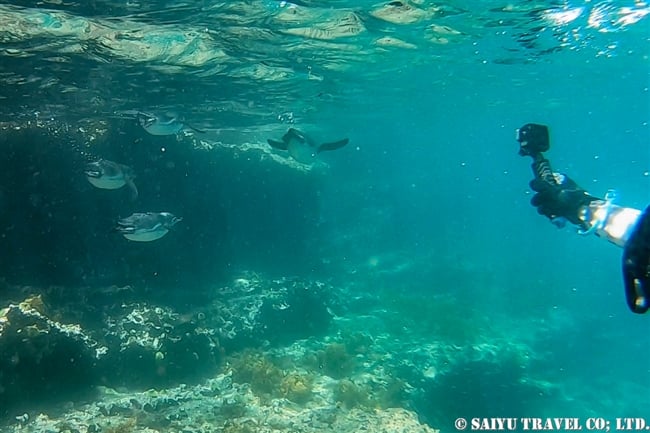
[
  {"x1": 0, "y1": 273, "x2": 336, "y2": 420},
  {"x1": 0, "y1": 294, "x2": 103, "y2": 415},
  {"x1": 4, "y1": 373, "x2": 438, "y2": 433},
  {"x1": 0, "y1": 264, "x2": 573, "y2": 432}
]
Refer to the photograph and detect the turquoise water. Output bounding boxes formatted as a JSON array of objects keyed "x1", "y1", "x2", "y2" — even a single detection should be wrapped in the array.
[{"x1": 0, "y1": 0, "x2": 648, "y2": 431}]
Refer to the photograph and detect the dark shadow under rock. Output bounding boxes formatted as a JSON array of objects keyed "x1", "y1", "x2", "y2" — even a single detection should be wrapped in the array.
[
  {"x1": 414, "y1": 355, "x2": 559, "y2": 427},
  {"x1": 0, "y1": 295, "x2": 101, "y2": 419},
  {"x1": 203, "y1": 275, "x2": 336, "y2": 352}
]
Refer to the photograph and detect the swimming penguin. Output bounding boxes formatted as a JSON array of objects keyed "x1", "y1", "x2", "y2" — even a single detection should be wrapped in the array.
[
  {"x1": 117, "y1": 110, "x2": 205, "y2": 136},
  {"x1": 85, "y1": 159, "x2": 138, "y2": 200},
  {"x1": 115, "y1": 212, "x2": 182, "y2": 242},
  {"x1": 114, "y1": 110, "x2": 205, "y2": 135},
  {"x1": 267, "y1": 128, "x2": 349, "y2": 164}
]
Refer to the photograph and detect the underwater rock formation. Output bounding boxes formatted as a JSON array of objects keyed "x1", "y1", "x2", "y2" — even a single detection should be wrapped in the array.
[
  {"x1": 3, "y1": 372, "x2": 439, "y2": 433},
  {"x1": 203, "y1": 275, "x2": 335, "y2": 350},
  {"x1": 0, "y1": 119, "x2": 323, "y2": 289},
  {"x1": 413, "y1": 354, "x2": 561, "y2": 426},
  {"x1": 101, "y1": 303, "x2": 222, "y2": 389},
  {"x1": 0, "y1": 270, "x2": 571, "y2": 431},
  {"x1": 0, "y1": 274, "x2": 336, "y2": 420},
  {"x1": 0, "y1": 295, "x2": 104, "y2": 418}
]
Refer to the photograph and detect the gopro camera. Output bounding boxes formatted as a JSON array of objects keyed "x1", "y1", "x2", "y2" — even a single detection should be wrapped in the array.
[{"x1": 517, "y1": 123, "x2": 549, "y2": 157}]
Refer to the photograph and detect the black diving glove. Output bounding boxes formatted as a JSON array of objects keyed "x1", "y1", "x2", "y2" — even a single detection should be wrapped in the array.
[
  {"x1": 516, "y1": 123, "x2": 598, "y2": 229},
  {"x1": 529, "y1": 158, "x2": 599, "y2": 229}
]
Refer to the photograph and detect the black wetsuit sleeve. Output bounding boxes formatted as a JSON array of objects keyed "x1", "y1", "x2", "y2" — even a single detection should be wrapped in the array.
[{"x1": 622, "y1": 205, "x2": 650, "y2": 313}]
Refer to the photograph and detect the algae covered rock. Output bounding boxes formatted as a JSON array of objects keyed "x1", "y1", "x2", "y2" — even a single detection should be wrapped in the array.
[
  {"x1": 0, "y1": 295, "x2": 105, "y2": 418},
  {"x1": 1, "y1": 372, "x2": 439, "y2": 433},
  {"x1": 279, "y1": 372, "x2": 314, "y2": 404},
  {"x1": 100, "y1": 302, "x2": 222, "y2": 389},
  {"x1": 205, "y1": 275, "x2": 335, "y2": 350},
  {"x1": 0, "y1": 274, "x2": 338, "y2": 421}
]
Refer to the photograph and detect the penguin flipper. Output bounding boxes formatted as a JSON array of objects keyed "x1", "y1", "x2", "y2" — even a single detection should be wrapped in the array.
[
  {"x1": 183, "y1": 122, "x2": 206, "y2": 134},
  {"x1": 126, "y1": 180, "x2": 139, "y2": 201},
  {"x1": 317, "y1": 138, "x2": 349, "y2": 153},
  {"x1": 267, "y1": 139, "x2": 289, "y2": 150}
]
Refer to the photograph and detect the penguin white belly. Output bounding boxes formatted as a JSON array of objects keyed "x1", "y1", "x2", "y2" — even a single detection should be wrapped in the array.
[
  {"x1": 123, "y1": 229, "x2": 169, "y2": 242},
  {"x1": 288, "y1": 143, "x2": 316, "y2": 164},
  {"x1": 87, "y1": 177, "x2": 126, "y2": 190},
  {"x1": 144, "y1": 122, "x2": 184, "y2": 136}
]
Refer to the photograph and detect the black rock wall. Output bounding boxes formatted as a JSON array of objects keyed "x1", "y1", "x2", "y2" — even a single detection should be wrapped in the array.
[{"x1": 0, "y1": 121, "x2": 323, "y2": 292}]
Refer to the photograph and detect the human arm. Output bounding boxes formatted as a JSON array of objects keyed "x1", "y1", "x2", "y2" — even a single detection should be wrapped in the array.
[
  {"x1": 517, "y1": 123, "x2": 640, "y2": 247},
  {"x1": 517, "y1": 123, "x2": 649, "y2": 313}
]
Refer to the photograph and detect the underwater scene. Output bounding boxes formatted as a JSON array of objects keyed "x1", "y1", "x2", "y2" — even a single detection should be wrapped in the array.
[{"x1": 0, "y1": 0, "x2": 649, "y2": 432}]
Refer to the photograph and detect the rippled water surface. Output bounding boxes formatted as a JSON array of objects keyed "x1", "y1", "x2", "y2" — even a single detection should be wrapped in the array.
[{"x1": 1, "y1": 0, "x2": 648, "y2": 130}]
